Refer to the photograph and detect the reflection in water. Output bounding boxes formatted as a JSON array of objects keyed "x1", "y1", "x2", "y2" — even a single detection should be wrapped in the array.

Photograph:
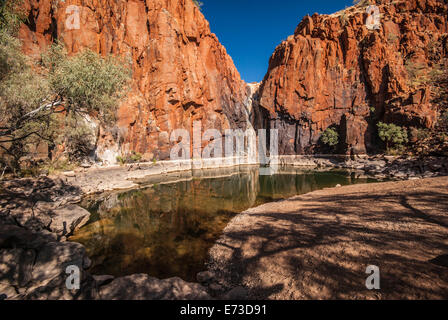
[{"x1": 71, "y1": 167, "x2": 378, "y2": 281}]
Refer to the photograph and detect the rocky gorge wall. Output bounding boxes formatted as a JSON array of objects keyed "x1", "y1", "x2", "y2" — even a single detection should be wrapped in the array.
[
  {"x1": 18, "y1": 0, "x2": 448, "y2": 161},
  {"x1": 19, "y1": 0, "x2": 250, "y2": 163},
  {"x1": 257, "y1": 0, "x2": 448, "y2": 155}
]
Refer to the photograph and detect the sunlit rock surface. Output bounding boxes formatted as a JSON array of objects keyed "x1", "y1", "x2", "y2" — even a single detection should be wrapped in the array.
[
  {"x1": 20, "y1": 0, "x2": 250, "y2": 162},
  {"x1": 258, "y1": 0, "x2": 448, "y2": 155}
]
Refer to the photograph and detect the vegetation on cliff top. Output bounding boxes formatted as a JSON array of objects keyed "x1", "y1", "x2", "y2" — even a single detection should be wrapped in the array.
[{"x1": 192, "y1": 0, "x2": 204, "y2": 10}]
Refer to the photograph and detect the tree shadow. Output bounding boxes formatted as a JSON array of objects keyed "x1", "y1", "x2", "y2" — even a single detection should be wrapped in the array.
[
  {"x1": 0, "y1": 177, "x2": 96, "y2": 300},
  {"x1": 208, "y1": 188, "x2": 448, "y2": 299}
]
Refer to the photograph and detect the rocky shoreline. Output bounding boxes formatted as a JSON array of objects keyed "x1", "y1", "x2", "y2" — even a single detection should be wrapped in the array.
[
  {"x1": 55, "y1": 155, "x2": 448, "y2": 196},
  {"x1": 1, "y1": 155, "x2": 447, "y2": 300},
  {"x1": 0, "y1": 177, "x2": 211, "y2": 300}
]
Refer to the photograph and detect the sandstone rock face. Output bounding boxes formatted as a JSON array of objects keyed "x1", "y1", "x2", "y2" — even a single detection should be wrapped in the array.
[
  {"x1": 20, "y1": 0, "x2": 250, "y2": 162},
  {"x1": 18, "y1": 0, "x2": 448, "y2": 159},
  {"x1": 50, "y1": 204, "x2": 91, "y2": 236},
  {"x1": 258, "y1": 0, "x2": 448, "y2": 155}
]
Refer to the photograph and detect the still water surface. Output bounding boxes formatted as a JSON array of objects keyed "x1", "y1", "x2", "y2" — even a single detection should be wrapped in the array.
[{"x1": 71, "y1": 166, "x2": 378, "y2": 281}]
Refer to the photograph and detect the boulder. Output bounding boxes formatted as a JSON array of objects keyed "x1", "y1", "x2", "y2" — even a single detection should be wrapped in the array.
[
  {"x1": 98, "y1": 274, "x2": 210, "y2": 300},
  {"x1": 50, "y1": 205, "x2": 91, "y2": 236},
  {"x1": 0, "y1": 230, "x2": 95, "y2": 300}
]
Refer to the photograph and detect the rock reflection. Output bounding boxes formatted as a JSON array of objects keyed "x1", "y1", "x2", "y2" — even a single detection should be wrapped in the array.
[{"x1": 70, "y1": 167, "x2": 376, "y2": 281}]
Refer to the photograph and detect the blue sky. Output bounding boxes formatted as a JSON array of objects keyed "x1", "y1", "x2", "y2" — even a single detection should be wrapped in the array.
[{"x1": 201, "y1": 0, "x2": 354, "y2": 83}]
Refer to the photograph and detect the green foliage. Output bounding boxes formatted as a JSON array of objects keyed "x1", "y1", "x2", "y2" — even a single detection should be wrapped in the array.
[
  {"x1": 130, "y1": 152, "x2": 142, "y2": 163},
  {"x1": 405, "y1": 60, "x2": 428, "y2": 87},
  {"x1": 0, "y1": 0, "x2": 25, "y2": 35},
  {"x1": 407, "y1": 57, "x2": 448, "y2": 156},
  {"x1": 0, "y1": 28, "x2": 53, "y2": 172},
  {"x1": 387, "y1": 33, "x2": 399, "y2": 44},
  {"x1": 37, "y1": 159, "x2": 77, "y2": 176},
  {"x1": 46, "y1": 45, "x2": 132, "y2": 124},
  {"x1": 431, "y1": 60, "x2": 448, "y2": 116},
  {"x1": 116, "y1": 151, "x2": 143, "y2": 165},
  {"x1": 116, "y1": 156, "x2": 126, "y2": 166},
  {"x1": 425, "y1": 59, "x2": 448, "y2": 155},
  {"x1": 57, "y1": 114, "x2": 97, "y2": 161},
  {"x1": 321, "y1": 128, "x2": 339, "y2": 148},
  {"x1": 192, "y1": 0, "x2": 203, "y2": 9},
  {"x1": 415, "y1": 128, "x2": 431, "y2": 140},
  {"x1": 377, "y1": 122, "x2": 408, "y2": 151},
  {"x1": 441, "y1": 110, "x2": 448, "y2": 126}
]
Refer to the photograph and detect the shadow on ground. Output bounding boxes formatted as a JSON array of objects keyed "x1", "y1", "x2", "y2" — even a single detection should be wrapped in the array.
[{"x1": 209, "y1": 180, "x2": 448, "y2": 300}]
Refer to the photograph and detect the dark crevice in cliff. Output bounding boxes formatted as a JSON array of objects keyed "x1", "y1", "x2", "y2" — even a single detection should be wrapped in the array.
[
  {"x1": 25, "y1": 10, "x2": 36, "y2": 32},
  {"x1": 144, "y1": 1, "x2": 151, "y2": 36}
]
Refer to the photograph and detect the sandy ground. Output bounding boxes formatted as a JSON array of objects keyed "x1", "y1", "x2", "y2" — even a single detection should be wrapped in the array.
[{"x1": 208, "y1": 177, "x2": 448, "y2": 300}]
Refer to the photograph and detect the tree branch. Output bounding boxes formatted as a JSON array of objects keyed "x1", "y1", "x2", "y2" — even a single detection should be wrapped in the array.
[
  {"x1": 0, "y1": 99, "x2": 63, "y2": 138},
  {"x1": 21, "y1": 99, "x2": 62, "y2": 121}
]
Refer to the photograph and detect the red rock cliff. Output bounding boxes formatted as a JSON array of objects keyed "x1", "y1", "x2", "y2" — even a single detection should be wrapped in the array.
[
  {"x1": 19, "y1": 0, "x2": 250, "y2": 162},
  {"x1": 258, "y1": 0, "x2": 448, "y2": 155}
]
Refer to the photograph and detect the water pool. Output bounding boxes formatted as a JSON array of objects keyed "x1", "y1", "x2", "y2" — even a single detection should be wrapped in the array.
[{"x1": 71, "y1": 166, "x2": 379, "y2": 281}]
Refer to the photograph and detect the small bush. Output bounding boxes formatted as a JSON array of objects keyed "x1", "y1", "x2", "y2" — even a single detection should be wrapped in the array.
[
  {"x1": 116, "y1": 156, "x2": 126, "y2": 166},
  {"x1": 405, "y1": 60, "x2": 427, "y2": 87},
  {"x1": 416, "y1": 128, "x2": 431, "y2": 140},
  {"x1": 192, "y1": 0, "x2": 203, "y2": 9},
  {"x1": 130, "y1": 152, "x2": 142, "y2": 163},
  {"x1": 116, "y1": 151, "x2": 142, "y2": 165},
  {"x1": 59, "y1": 116, "x2": 97, "y2": 162},
  {"x1": 387, "y1": 33, "x2": 399, "y2": 44},
  {"x1": 321, "y1": 128, "x2": 339, "y2": 148},
  {"x1": 377, "y1": 122, "x2": 408, "y2": 151},
  {"x1": 40, "y1": 159, "x2": 76, "y2": 176}
]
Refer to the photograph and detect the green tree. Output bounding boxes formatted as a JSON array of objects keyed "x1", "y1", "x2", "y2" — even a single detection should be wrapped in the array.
[
  {"x1": 377, "y1": 122, "x2": 408, "y2": 151},
  {"x1": 0, "y1": 0, "x2": 25, "y2": 34},
  {"x1": 321, "y1": 127, "x2": 339, "y2": 149},
  {"x1": 0, "y1": 4, "x2": 131, "y2": 173}
]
